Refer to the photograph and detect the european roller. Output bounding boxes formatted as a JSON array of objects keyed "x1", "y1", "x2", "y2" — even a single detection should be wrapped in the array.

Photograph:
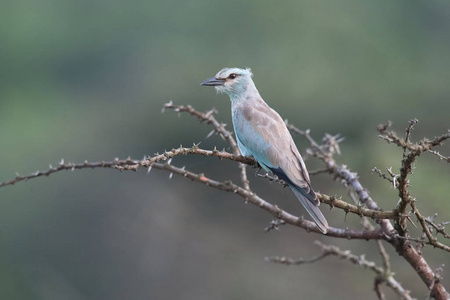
[{"x1": 201, "y1": 67, "x2": 329, "y2": 234}]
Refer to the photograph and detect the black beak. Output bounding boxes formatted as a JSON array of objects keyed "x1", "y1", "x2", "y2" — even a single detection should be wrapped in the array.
[{"x1": 200, "y1": 77, "x2": 225, "y2": 86}]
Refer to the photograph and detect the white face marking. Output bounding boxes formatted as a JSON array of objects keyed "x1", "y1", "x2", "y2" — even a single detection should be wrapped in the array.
[{"x1": 212, "y1": 68, "x2": 253, "y2": 97}]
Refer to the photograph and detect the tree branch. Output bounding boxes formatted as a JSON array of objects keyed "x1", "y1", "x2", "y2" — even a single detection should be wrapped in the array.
[
  {"x1": 268, "y1": 241, "x2": 413, "y2": 300},
  {"x1": 2, "y1": 103, "x2": 449, "y2": 299},
  {"x1": 162, "y1": 101, "x2": 251, "y2": 190}
]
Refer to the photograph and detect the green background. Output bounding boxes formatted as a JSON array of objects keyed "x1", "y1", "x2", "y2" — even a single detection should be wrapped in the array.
[{"x1": 1, "y1": 0, "x2": 449, "y2": 299}]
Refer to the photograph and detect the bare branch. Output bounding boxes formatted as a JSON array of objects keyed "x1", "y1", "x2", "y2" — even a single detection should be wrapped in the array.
[
  {"x1": 256, "y1": 172, "x2": 398, "y2": 220},
  {"x1": 377, "y1": 240, "x2": 391, "y2": 275},
  {"x1": 377, "y1": 121, "x2": 450, "y2": 153},
  {"x1": 374, "y1": 276, "x2": 387, "y2": 300},
  {"x1": 427, "y1": 150, "x2": 450, "y2": 163},
  {"x1": 372, "y1": 167, "x2": 399, "y2": 188},
  {"x1": 290, "y1": 120, "x2": 449, "y2": 298},
  {"x1": 149, "y1": 162, "x2": 383, "y2": 239},
  {"x1": 2, "y1": 105, "x2": 449, "y2": 299},
  {"x1": 264, "y1": 219, "x2": 286, "y2": 232},
  {"x1": 288, "y1": 123, "x2": 396, "y2": 236},
  {"x1": 163, "y1": 102, "x2": 251, "y2": 190},
  {"x1": 0, "y1": 158, "x2": 136, "y2": 188},
  {"x1": 0, "y1": 146, "x2": 256, "y2": 188},
  {"x1": 0, "y1": 150, "x2": 384, "y2": 240},
  {"x1": 265, "y1": 252, "x2": 330, "y2": 265},
  {"x1": 377, "y1": 120, "x2": 450, "y2": 299},
  {"x1": 424, "y1": 215, "x2": 450, "y2": 239},
  {"x1": 427, "y1": 265, "x2": 445, "y2": 300},
  {"x1": 314, "y1": 241, "x2": 414, "y2": 300},
  {"x1": 410, "y1": 201, "x2": 450, "y2": 252},
  {"x1": 377, "y1": 120, "x2": 450, "y2": 245},
  {"x1": 270, "y1": 241, "x2": 414, "y2": 300}
]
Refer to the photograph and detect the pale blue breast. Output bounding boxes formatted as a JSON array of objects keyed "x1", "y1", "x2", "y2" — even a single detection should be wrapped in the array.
[{"x1": 232, "y1": 107, "x2": 273, "y2": 172}]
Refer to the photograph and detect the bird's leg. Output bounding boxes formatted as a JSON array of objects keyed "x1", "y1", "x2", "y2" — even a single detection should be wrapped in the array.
[{"x1": 254, "y1": 165, "x2": 263, "y2": 177}]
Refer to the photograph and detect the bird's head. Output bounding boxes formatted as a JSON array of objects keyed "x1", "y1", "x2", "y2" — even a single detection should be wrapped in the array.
[{"x1": 201, "y1": 67, "x2": 255, "y2": 99}]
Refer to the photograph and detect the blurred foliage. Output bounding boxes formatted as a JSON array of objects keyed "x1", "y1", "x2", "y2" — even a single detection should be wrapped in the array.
[{"x1": 1, "y1": 0, "x2": 449, "y2": 299}]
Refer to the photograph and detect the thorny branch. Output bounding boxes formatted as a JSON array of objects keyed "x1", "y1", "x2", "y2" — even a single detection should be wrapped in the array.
[
  {"x1": 1, "y1": 103, "x2": 449, "y2": 299},
  {"x1": 162, "y1": 101, "x2": 250, "y2": 190},
  {"x1": 286, "y1": 123, "x2": 395, "y2": 235},
  {"x1": 285, "y1": 119, "x2": 449, "y2": 299},
  {"x1": 267, "y1": 241, "x2": 412, "y2": 300},
  {"x1": 0, "y1": 146, "x2": 398, "y2": 222},
  {"x1": 377, "y1": 121, "x2": 450, "y2": 250}
]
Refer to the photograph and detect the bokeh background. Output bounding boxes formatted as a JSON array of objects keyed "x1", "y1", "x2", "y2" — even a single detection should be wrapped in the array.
[{"x1": 1, "y1": 1, "x2": 449, "y2": 299}]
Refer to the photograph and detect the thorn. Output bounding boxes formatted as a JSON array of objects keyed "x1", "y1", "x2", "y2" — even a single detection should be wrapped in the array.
[
  {"x1": 167, "y1": 158, "x2": 172, "y2": 165},
  {"x1": 205, "y1": 129, "x2": 215, "y2": 139},
  {"x1": 205, "y1": 109, "x2": 215, "y2": 117},
  {"x1": 169, "y1": 172, "x2": 173, "y2": 179},
  {"x1": 15, "y1": 172, "x2": 20, "y2": 178},
  {"x1": 49, "y1": 164, "x2": 53, "y2": 169},
  {"x1": 161, "y1": 100, "x2": 173, "y2": 113},
  {"x1": 60, "y1": 158, "x2": 65, "y2": 165},
  {"x1": 147, "y1": 166, "x2": 152, "y2": 174}
]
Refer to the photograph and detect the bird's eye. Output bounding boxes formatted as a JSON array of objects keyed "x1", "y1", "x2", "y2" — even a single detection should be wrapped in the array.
[{"x1": 228, "y1": 73, "x2": 237, "y2": 79}]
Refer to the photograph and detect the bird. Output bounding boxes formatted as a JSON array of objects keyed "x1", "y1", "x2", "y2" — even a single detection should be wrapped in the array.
[{"x1": 201, "y1": 67, "x2": 329, "y2": 234}]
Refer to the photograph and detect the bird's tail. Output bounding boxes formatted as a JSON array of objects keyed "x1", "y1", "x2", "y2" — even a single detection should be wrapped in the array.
[{"x1": 290, "y1": 185, "x2": 329, "y2": 234}]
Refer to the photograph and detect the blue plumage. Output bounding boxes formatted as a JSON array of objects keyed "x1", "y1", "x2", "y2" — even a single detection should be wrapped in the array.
[{"x1": 201, "y1": 67, "x2": 329, "y2": 234}]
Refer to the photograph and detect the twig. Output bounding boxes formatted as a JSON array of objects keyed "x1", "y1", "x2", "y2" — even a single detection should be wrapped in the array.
[
  {"x1": 268, "y1": 239, "x2": 412, "y2": 299},
  {"x1": 163, "y1": 102, "x2": 251, "y2": 190},
  {"x1": 427, "y1": 150, "x2": 450, "y2": 163},
  {"x1": 255, "y1": 172, "x2": 398, "y2": 220},
  {"x1": 2, "y1": 105, "x2": 449, "y2": 299},
  {"x1": 372, "y1": 167, "x2": 399, "y2": 188},
  {"x1": 377, "y1": 240, "x2": 391, "y2": 274},
  {"x1": 264, "y1": 219, "x2": 286, "y2": 232},
  {"x1": 377, "y1": 120, "x2": 450, "y2": 299},
  {"x1": 148, "y1": 162, "x2": 384, "y2": 239},
  {"x1": 374, "y1": 276, "x2": 387, "y2": 300},
  {"x1": 290, "y1": 120, "x2": 449, "y2": 298},
  {"x1": 410, "y1": 201, "x2": 450, "y2": 252},
  {"x1": 265, "y1": 252, "x2": 329, "y2": 265},
  {"x1": 287, "y1": 122, "x2": 396, "y2": 236},
  {"x1": 0, "y1": 151, "x2": 384, "y2": 240},
  {"x1": 314, "y1": 241, "x2": 413, "y2": 300},
  {"x1": 0, "y1": 146, "x2": 256, "y2": 188},
  {"x1": 426, "y1": 265, "x2": 445, "y2": 300},
  {"x1": 424, "y1": 217, "x2": 450, "y2": 239}
]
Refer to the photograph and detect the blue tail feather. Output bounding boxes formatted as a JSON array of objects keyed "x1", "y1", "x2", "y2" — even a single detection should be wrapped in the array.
[{"x1": 269, "y1": 166, "x2": 328, "y2": 234}]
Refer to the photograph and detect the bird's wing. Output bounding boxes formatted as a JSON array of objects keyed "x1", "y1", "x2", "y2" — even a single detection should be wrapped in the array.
[
  {"x1": 233, "y1": 98, "x2": 311, "y2": 190},
  {"x1": 233, "y1": 97, "x2": 325, "y2": 232}
]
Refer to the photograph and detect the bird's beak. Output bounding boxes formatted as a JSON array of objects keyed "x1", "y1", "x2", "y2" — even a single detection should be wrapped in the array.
[{"x1": 200, "y1": 77, "x2": 225, "y2": 86}]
